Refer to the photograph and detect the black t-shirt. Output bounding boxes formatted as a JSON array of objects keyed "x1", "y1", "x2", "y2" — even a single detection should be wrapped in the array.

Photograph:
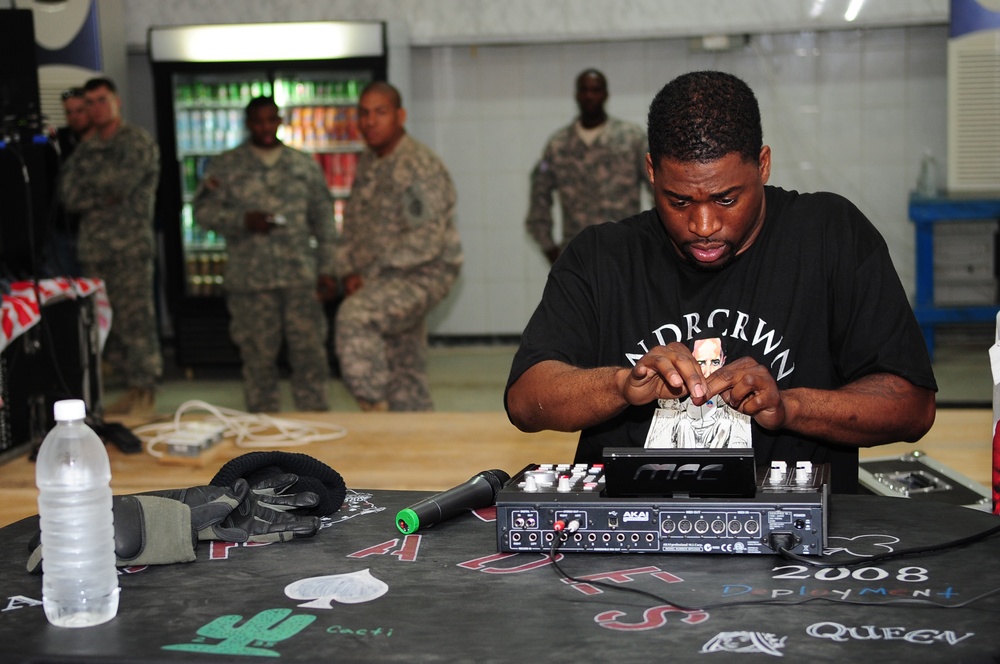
[{"x1": 505, "y1": 186, "x2": 937, "y2": 493}]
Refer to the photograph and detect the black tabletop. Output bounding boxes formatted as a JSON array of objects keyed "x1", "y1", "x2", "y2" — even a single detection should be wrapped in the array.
[{"x1": 2, "y1": 490, "x2": 1000, "y2": 663}]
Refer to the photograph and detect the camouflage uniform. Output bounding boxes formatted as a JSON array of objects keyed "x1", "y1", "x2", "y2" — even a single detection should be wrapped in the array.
[
  {"x1": 60, "y1": 123, "x2": 162, "y2": 390},
  {"x1": 335, "y1": 134, "x2": 462, "y2": 411},
  {"x1": 526, "y1": 117, "x2": 648, "y2": 253},
  {"x1": 194, "y1": 144, "x2": 335, "y2": 412}
]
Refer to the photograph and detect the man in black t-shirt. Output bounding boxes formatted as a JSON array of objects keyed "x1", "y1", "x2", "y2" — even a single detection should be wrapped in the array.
[{"x1": 504, "y1": 71, "x2": 937, "y2": 493}]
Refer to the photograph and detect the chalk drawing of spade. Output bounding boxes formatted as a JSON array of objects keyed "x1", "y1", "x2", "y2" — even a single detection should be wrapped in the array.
[{"x1": 285, "y1": 569, "x2": 389, "y2": 609}]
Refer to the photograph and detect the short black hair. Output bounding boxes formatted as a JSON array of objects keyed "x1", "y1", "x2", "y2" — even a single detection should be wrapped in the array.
[
  {"x1": 575, "y1": 68, "x2": 607, "y2": 90},
  {"x1": 360, "y1": 81, "x2": 402, "y2": 109},
  {"x1": 83, "y1": 77, "x2": 117, "y2": 94},
  {"x1": 245, "y1": 96, "x2": 279, "y2": 117},
  {"x1": 647, "y1": 71, "x2": 762, "y2": 165}
]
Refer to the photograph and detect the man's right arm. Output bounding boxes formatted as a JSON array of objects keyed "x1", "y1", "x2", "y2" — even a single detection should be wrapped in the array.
[
  {"x1": 507, "y1": 345, "x2": 710, "y2": 433},
  {"x1": 60, "y1": 150, "x2": 103, "y2": 214},
  {"x1": 525, "y1": 146, "x2": 559, "y2": 260},
  {"x1": 193, "y1": 157, "x2": 252, "y2": 237}
]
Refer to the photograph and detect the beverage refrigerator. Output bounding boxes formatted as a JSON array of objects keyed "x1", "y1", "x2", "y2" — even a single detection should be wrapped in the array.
[{"x1": 147, "y1": 21, "x2": 401, "y2": 367}]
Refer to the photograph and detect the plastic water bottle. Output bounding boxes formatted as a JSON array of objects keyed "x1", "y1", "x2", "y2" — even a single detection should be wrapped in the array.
[
  {"x1": 35, "y1": 399, "x2": 119, "y2": 627},
  {"x1": 917, "y1": 149, "x2": 938, "y2": 198}
]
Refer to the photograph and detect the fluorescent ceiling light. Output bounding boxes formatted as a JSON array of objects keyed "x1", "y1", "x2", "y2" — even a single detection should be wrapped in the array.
[
  {"x1": 844, "y1": 0, "x2": 866, "y2": 22},
  {"x1": 149, "y1": 22, "x2": 384, "y2": 62}
]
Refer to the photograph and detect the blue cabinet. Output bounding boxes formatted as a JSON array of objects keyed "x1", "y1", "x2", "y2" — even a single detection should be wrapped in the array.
[{"x1": 909, "y1": 194, "x2": 1000, "y2": 360}]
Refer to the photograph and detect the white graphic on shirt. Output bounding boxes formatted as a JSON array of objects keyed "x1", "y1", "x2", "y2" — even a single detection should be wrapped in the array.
[
  {"x1": 626, "y1": 309, "x2": 795, "y2": 382},
  {"x1": 644, "y1": 338, "x2": 752, "y2": 449}
]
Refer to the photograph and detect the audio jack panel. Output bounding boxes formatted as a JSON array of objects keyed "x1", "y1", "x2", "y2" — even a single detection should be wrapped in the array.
[{"x1": 496, "y1": 461, "x2": 828, "y2": 556}]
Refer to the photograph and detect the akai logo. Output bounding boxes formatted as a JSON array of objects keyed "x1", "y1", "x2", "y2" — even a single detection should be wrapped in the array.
[
  {"x1": 633, "y1": 463, "x2": 723, "y2": 482},
  {"x1": 622, "y1": 511, "x2": 649, "y2": 522}
]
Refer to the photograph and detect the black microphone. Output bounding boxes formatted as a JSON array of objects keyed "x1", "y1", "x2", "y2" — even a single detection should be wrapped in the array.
[{"x1": 395, "y1": 469, "x2": 510, "y2": 534}]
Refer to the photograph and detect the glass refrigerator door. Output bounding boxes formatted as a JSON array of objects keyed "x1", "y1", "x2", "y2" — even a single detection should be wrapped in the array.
[
  {"x1": 273, "y1": 69, "x2": 371, "y2": 233},
  {"x1": 173, "y1": 71, "x2": 269, "y2": 298},
  {"x1": 173, "y1": 69, "x2": 370, "y2": 299}
]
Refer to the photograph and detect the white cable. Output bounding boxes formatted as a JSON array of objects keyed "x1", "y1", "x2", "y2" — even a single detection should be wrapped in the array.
[{"x1": 133, "y1": 399, "x2": 349, "y2": 458}]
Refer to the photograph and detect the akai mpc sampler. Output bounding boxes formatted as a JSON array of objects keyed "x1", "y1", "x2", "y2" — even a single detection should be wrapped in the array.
[{"x1": 496, "y1": 448, "x2": 829, "y2": 556}]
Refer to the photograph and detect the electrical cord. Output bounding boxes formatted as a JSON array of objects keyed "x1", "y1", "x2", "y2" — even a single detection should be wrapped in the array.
[
  {"x1": 546, "y1": 521, "x2": 1000, "y2": 612},
  {"x1": 776, "y1": 520, "x2": 1000, "y2": 568},
  {"x1": 132, "y1": 399, "x2": 349, "y2": 458}
]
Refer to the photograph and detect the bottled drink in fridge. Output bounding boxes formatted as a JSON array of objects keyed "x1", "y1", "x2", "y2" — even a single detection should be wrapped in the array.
[{"x1": 35, "y1": 399, "x2": 119, "y2": 627}]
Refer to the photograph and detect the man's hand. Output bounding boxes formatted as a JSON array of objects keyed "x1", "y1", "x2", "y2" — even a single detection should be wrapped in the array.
[
  {"x1": 245, "y1": 210, "x2": 274, "y2": 234},
  {"x1": 703, "y1": 356, "x2": 786, "y2": 430},
  {"x1": 316, "y1": 274, "x2": 338, "y2": 301},
  {"x1": 624, "y1": 346, "x2": 787, "y2": 429},
  {"x1": 623, "y1": 342, "x2": 711, "y2": 406},
  {"x1": 342, "y1": 273, "x2": 363, "y2": 296}
]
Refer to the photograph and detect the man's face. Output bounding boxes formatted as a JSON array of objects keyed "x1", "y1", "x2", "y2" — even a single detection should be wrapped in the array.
[
  {"x1": 83, "y1": 85, "x2": 120, "y2": 131},
  {"x1": 246, "y1": 104, "x2": 282, "y2": 148},
  {"x1": 62, "y1": 96, "x2": 90, "y2": 134},
  {"x1": 575, "y1": 73, "x2": 607, "y2": 118},
  {"x1": 646, "y1": 147, "x2": 771, "y2": 270},
  {"x1": 357, "y1": 89, "x2": 405, "y2": 157},
  {"x1": 693, "y1": 338, "x2": 725, "y2": 377}
]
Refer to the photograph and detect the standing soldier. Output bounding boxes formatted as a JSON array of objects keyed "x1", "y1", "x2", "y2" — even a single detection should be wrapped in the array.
[
  {"x1": 194, "y1": 96, "x2": 337, "y2": 413},
  {"x1": 334, "y1": 81, "x2": 462, "y2": 412},
  {"x1": 526, "y1": 68, "x2": 649, "y2": 264},
  {"x1": 61, "y1": 77, "x2": 161, "y2": 416},
  {"x1": 48, "y1": 87, "x2": 94, "y2": 277}
]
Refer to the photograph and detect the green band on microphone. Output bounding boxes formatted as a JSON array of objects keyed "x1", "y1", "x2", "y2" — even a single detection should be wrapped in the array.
[{"x1": 396, "y1": 508, "x2": 420, "y2": 534}]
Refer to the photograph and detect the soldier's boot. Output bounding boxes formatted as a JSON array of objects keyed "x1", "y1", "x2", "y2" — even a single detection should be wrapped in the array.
[{"x1": 358, "y1": 399, "x2": 389, "y2": 412}]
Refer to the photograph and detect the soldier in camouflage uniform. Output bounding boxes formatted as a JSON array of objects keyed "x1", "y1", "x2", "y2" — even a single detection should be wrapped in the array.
[
  {"x1": 335, "y1": 82, "x2": 462, "y2": 412},
  {"x1": 61, "y1": 77, "x2": 161, "y2": 416},
  {"x1": 194, "y1": 97, "x2": 337, "y2": 413},
  {"x1": 526, "y1": 69, "x2": 649, "y2": 264}
]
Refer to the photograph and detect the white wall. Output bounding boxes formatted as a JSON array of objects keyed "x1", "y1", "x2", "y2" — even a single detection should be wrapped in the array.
[
  {"x1": 121, "y1": 1, "x2": 950, "y2": 337},
  {"x1": 407, "y1": 28, "x2": 948, "y2": 336}
]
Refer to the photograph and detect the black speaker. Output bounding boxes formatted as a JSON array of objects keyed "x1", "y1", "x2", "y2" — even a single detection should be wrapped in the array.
[
  {"x1": 0, "y1": 139, "x2": 58, "y2": 279},
  {"x1": 0, "y1": 9, "x2": 42, "y2": 138},
  {"x1": 2, "y1": 296, "x2": 102, "y2": 454}
]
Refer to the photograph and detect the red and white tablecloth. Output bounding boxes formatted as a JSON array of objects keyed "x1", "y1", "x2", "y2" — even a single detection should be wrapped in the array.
[{"x1": 0, "y1": 277, "x2": 111, "y2": 354}]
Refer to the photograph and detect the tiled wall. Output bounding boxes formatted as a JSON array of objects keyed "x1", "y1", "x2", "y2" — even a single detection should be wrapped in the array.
[
  {"x1": 410, "y1": 27, "x2": 948, "y2": 335},
  {"x1": 121, "y1": 1, "x2": 950, "y2": 338}
]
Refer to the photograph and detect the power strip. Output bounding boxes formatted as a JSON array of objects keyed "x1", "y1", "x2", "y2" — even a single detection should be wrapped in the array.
[{"x1": 164, "y1": 422, "x2": 227, "y2": 457}]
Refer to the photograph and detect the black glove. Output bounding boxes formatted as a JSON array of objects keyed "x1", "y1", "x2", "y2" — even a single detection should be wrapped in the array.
[
  {"x1": 154, "y1": 474, "x2": 321, "y2": 543},
  {"x1": 28, "y1": 474, "x2": 321, "y2": 573}
]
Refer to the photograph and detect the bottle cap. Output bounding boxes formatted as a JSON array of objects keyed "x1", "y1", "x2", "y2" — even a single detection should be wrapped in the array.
[{"x1": 53, "y1": 399, "x2": 86, "y2": 421}]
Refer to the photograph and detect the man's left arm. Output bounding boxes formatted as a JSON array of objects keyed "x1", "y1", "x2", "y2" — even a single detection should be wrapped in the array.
[
  {"x1": 110, "y1": 129, "x2": 160, "y2": 203},
  {"x1": 706, "y1": 359, "x2": 936, "y2": 447},
  {"x1": 777, "y1": 373, "x2": 936, "y2": 446},
  {"x1": 384, "y1": 164, "x2": 457, "y2": 271},
  {"x1": 306, "y1": 163, "x2": 337, "y2": 288}
]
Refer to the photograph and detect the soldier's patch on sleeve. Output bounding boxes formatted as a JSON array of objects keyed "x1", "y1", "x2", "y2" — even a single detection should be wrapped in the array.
[{"x1": 402, "y1": 183, "x2": 429, "y2": 227}]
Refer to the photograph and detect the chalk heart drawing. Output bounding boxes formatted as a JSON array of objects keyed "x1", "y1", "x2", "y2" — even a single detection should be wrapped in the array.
[{"x1": 285, "y1": 569, "x2": 389, "y2": 609}]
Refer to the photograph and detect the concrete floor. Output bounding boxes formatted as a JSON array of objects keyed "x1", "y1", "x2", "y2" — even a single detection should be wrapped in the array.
[{"x1": 105, "y1": 336, "x2": 995, "y2": 418}]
